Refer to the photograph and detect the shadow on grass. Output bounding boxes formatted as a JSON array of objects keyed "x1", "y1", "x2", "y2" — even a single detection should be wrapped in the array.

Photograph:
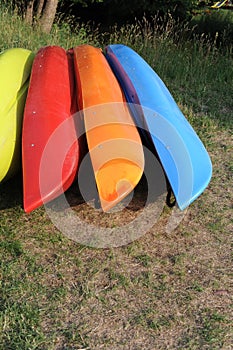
[{"x1": 0, "y1": 173, "x2": 23, "y2": 210}]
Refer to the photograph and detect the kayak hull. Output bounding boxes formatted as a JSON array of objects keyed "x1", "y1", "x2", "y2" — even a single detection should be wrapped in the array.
[
  {"x1": 0, "y1": 48, "x2": 34, "y2": 183},
  {"x1": 105, "y1": 44, "x2": 212, "y2": 210},
  {"x1": 73, "y1": 45, "x2": 144, "y2": 211},
  {"x1": 22, "y1": 46, "x2": 80, "y2": 213}
]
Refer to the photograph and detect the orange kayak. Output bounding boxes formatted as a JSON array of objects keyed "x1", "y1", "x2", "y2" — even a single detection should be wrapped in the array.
[{"x1": 73, "y1": 45, "x2": 144, "y2": 211}]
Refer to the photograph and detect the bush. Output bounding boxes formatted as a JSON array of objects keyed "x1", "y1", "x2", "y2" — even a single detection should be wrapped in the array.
[{"x1": 190, "y1": 9, "x2": 233, "y2": 46}]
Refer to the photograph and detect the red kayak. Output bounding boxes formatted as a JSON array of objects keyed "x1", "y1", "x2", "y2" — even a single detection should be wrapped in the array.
[{"x1": 22, "y1": 46, "x2": 80, "y2": 213}]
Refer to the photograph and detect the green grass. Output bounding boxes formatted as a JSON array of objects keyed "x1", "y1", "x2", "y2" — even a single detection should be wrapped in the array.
[
  {"x1": 107, "y1": 17, "x2": 233, "y2": 129},
  {"x1": 0, "y1": 5, "x2": 233, "y2": 350},
  {"x1": 0, "y1": 5, "x2": 99, "y2": 52},
  {"x1": 189, "y1": 9, "x2": 233, "y2": 46}
]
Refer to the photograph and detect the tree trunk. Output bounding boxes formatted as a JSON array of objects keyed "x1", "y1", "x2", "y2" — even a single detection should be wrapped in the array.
[
  {"x1": 25, "y1": 0, "x2": 35, "y2": 25},
  {"x1": 36, "y1": 0, "x2": 45, "y2": 19},
  {"x1": 39, "y1": 0, "x2": 59, "y2": 33}
]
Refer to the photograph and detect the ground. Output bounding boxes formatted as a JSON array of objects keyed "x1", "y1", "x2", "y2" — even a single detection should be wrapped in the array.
[{"x1": 0, "y1": 125, "x2": 232, "y2": 349}]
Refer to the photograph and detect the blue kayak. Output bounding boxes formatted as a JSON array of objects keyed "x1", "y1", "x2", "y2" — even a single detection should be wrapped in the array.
[{"x1": 105, "y1": 44, "x2": 212, "y2": 210}]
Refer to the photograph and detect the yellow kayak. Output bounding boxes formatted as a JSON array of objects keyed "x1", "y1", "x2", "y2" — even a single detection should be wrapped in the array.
[{"x1": 0, "y1": 48, "x2": 34, "y2": 182}]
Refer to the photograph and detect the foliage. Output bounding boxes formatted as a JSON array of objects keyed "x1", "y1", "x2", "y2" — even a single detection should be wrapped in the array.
[
  {"x1": 190, "y1": 9, "x2": 233, "y2": 45},
  {"x1": 126, "y1": 0, "x2": 198, "y2": 18},
  {"x1": 3, "y1": 1, "x2": 203, "y2": 22},
  {"x1": 3, "y1": 0, "x2": 105, "y2": 11},
  {"x1": 69, "y1": 0, "x2": 104, "y2": 5},
  {"x1": 95, "y1": 0, "x2": 201, "y2": 26}
]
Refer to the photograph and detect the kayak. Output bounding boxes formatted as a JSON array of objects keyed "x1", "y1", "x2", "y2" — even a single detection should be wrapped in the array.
[
  {"x1": 22, "y1": 46, "x2": 80, "y2": 213},
  {"x1": 73, "y1": 45, "x2": 144, "y2": 211},
  {"x1": 0, "y1": 48, "x2": 34, "y2": 183},
  {"x1": 105, "y1": 44, "x2": 212, "y2": 210}
]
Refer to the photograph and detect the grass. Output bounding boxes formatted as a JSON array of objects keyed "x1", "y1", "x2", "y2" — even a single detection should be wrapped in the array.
[
  {"x1": 0, "y1": 5, "x2": 233, "y2": 350},
  {"x1": 0, "y1": 5, "x2": 99, "y2": 52}
]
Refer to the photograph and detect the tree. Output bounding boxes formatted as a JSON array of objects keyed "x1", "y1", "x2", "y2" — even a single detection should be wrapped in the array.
[
  {"x1": 24, "y1": 1, "x2": 55, "y2": 32},
  {"x1": 37, "y1": 0, "x2": 59, "y2": 33},
  {"x1": 8, "y1": 0, "x2": 104, "y2": 33},
  {"x1": 8, "y1": 0, "x2": 59, "y2": 33}
]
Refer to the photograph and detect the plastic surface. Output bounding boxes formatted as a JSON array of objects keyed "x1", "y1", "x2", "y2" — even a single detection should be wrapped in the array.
[
  {"x1": 73, "y1": 45, "x2": 144, "y2": 211},
  {"x1": 106, "y1": 44, "x2": 212, "y2": 210},
  {"x1": 211, "y1": 0, "x2": 227, "y2": 8},
  {"x1": 0, "y1": 48, "x2": 34, "y2": 182},
  {"x1": 22, "y1": 46, "x2": 80, "y2": 213}
]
